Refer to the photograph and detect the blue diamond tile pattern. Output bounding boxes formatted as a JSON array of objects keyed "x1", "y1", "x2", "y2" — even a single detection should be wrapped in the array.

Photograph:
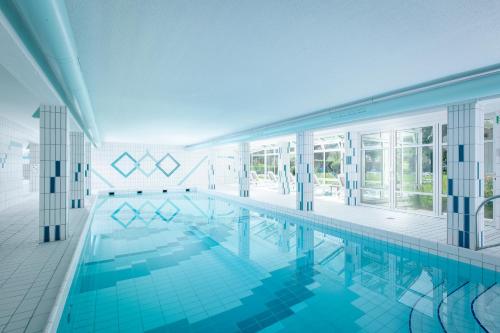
[
  {"x1": 156, "y1": 153, "x2": 181, "y2": 177},
  {"x1": 111, "y1": 152, "x2": 138, "y2": 177},
  {"x1": 110, "y1": 152, "x2": 181, "y2": 178},
  {"x1": 137, "y1": 151, "x2": 158, "y2": 177}
]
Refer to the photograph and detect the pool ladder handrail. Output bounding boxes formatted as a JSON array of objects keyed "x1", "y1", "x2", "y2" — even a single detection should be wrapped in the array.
[{"x1": 474, "y1": 194, "x2": 500, "y2": 250}]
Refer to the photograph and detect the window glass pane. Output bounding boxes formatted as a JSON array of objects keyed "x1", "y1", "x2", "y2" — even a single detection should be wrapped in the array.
[
  {"x1": 314, "y1": 144, "x2": 323, "y2": 151},
  {"x1": 362, "y1": 150, "x2": 386, "y2": 189},
  {"x1": 396, "y1": 126, "x2": 433, "y2": 145},
  {"x1": 325, "y1": 151, "x2": 342, "y2": 182},
  {"x1": 266, "y1": 155, "x2": 277, "y2": 177},
  {"x1": 314, "y1": 152, "x2": 324, "y2": 182},
  {"x1": 442, "y1": 146, "x2": 447, "y2": 195},
  {"x1": 396, "y1": 193, "x2": 433, "y2": 211},
  {"x1": 362, "y1": 133, "x2": 390, "y2": 149},
  {"x1": 485, "y1": 175, "x2": 494, "y2": 219},
  {"x1": 324, "y1": 143, "x2": 340, "y2": 150},
  {"x1": 485, "y1": 142, "x2": 493, "y2": 174},
  {"x1": 361, "y1": 189, "x2": 390, "y2": 206},
  {"x1": 485, "y1": 118, "x2": 494, "y2": 141},
  {"x1": 442, "y1": 124, "x2": 447, "y2": 144},
  {"x1": 251, "y1": 155, "x2": 265, "y2": 175},
  {"x1": 290, "y1": 154, "x2": 296, "y2": 176}
]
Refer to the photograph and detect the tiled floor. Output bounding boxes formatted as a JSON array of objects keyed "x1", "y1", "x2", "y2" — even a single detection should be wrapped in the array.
[
  {"x1": 216, "y1": 184, "x2": 500, "y2": 256},
  {"x1": 0, "y1": 195, "x2": 93, "y2": 333}
]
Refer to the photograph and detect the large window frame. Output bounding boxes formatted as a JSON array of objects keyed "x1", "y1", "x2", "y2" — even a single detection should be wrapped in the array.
[{"x1": 360, "y1": 121, "x2": 442, "y2": 216}]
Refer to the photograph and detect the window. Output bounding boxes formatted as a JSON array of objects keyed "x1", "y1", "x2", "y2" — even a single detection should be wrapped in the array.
[
  {"x1": 484, "y1": 117, "x2": 494, "y2": 219},
  {"x1": 394, "y1": 126, "x2": 433, "y2": 212},
  {"x1": 361, "y1": 132, "x2": 391, "y2": 206}
]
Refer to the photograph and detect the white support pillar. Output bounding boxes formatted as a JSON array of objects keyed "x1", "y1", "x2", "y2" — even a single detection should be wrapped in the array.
[
  {"x1": 28, "y1": 142, "x2": 39, "y2": 192},
  {"x1": 494, "y1": 112, "x2": 500, "y2": 229},
  {"x1": 447, "y1": 101, "x2": 484, "y2": 249},
  {"x1": 208, "y1": 150, "x2": 216, "y2": 190},
  {"x1": 277, "y1": 142, "x2": 291, "y2": 195},
  {"x1": 344, "y1": 131, "x2": 360, "y2": 206},
  {"x1": 39, "y1": 105, "x2": 69, "y2": 242},
  {"x1": 238, "y1": 142, "x2": 250, "y2": 197},
  {"x1": 70, "y1": 132, "x2": 85, "y2": 209},
  {"x1": 84, "y1": 140, "x2": 91, "y2": 196},
  {"x1": 296, "y1": 131, "x2": 314, "y2": 211}
]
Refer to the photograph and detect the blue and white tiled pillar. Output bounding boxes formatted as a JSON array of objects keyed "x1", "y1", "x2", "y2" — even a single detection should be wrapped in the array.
[
  {"x1": 344, "y1": 131, "x2": 360, "y2": 206},
  {"x1": 84, "y1": 140, "x2": 91, "y2": 196},
  {"x1": 70, "y1": 132, "x2": 85, "y2": 209},
  {"x1": 277, "y1": 142, "x2": 291, "y2": 195},
  {"x1": 39, "y1": 105, "x2": 69, "y2": 242},
  {"x1": 494, "y1": 112, "x2": 500, "y2": 229},
  {"x1": 238, "y1": 142, "x2": 250, "y2": 197},
  {"x1": 447, "y1": 101, "x2": 484, "y2": 249},
  {"x1": 296, "y1": 131, "x2": 314, "y2": 211},
  {"x1": 208, "y1": 150, "x2": 216, "y2": 190}
]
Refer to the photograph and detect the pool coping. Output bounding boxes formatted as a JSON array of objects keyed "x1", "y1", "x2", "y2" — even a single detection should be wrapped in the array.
[
  {"x1": 45, "y1": 187, "x2": 500, "y2": 332},
  {"x1": 43, "y1": 197, "x2": 99, "y2": 333},
  {"x1": 200, "y1": 189, "x2": 500, "y2": 273}
]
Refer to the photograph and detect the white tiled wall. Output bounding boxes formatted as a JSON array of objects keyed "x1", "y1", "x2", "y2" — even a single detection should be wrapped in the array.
[
  {"x1": 0, "y1": 116, "x2": 37, "y2": 212},
  {"x1": 91, "y1": 142, "x2": 210, "y2": 191}
]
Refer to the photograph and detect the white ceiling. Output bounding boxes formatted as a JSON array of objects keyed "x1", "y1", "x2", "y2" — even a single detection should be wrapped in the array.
[{"x1": 10, "y1": 1, "x2": 500, "y2": 145}]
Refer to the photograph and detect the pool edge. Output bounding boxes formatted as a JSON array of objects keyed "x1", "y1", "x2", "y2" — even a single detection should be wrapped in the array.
[{"x1": 44, "y1": 196, "x2": 100, "y2": 333}]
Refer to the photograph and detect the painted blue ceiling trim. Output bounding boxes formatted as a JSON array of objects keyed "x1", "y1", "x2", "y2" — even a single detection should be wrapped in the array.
[
  {"x1": 0, "y1": 0, "x2": 100, "y2": 146},
  {"x1": 185, "y1": 63, "x2": 500, "y2": 150}
]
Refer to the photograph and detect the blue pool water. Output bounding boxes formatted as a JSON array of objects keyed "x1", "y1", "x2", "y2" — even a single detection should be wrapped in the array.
[{"x1": 57, "y1": 192, "x2": 499, "y2": 332}]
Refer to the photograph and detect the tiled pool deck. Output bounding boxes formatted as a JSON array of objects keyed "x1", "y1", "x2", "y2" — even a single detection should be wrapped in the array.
[{"x1": 0, "y1": 195, "x2": 93, "y2": 333}]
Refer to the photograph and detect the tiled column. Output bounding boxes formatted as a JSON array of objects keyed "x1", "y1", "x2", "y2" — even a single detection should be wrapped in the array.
[
  {"x1": 39, "y1": 105, "x2": 69, "y2": 242},
  {"x1": 447, "y1": 101, "x2": 484, "y2": 249},
  {"x1": 277, "y1": 142, "x2": 291, "y2": 194},
  {"x1": 84, "y1": 140, "x2": 91, "y2": 196},
  {"x1": 238, "y1": 142, "x2": 250, "y2": 197},
  {"x1": 344, "y1": 131, "x2": 360, "y2": 206},
  {"x1": 296, "y1": 131, "x2": 314, "y2": 211},
  {"x1": 70, "y1": 132, "x2": 85, "y2": 209},
  {"x1": 208, "y1": 150, "x2": 216, "y2": 190},
  {"x1": 494, "y1": 112, "x2": 500, "y2": 228},
  {"x1": 238, "y1": 207, "x2": 250, "y2": 258},
  {"x1": 28, "y1": 142, "x2": 39, "y2": 192}
]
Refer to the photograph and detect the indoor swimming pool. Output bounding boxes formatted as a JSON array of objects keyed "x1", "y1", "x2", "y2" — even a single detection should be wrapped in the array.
[{"x1": 56, "y1": 192, "x2": 499, "y2": 333}]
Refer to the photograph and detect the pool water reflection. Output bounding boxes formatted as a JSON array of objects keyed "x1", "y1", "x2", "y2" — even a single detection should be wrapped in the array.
[{"x1": 57, "y1": 193, "x2": 499, "y2": 332}]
